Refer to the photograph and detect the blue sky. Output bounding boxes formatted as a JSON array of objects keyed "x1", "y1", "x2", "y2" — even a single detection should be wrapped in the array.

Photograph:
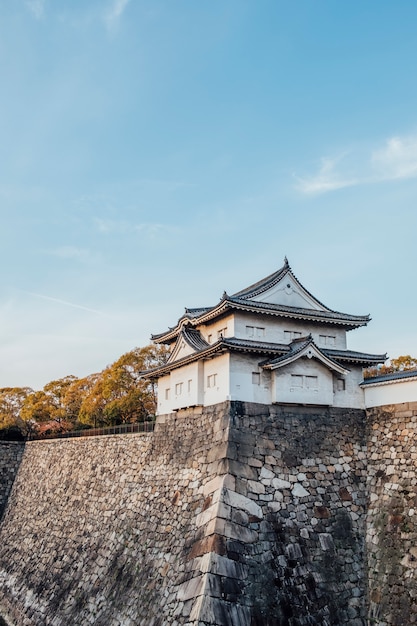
[{"x1": 1, "y1": 1, "x2": 417, "y2": 389}]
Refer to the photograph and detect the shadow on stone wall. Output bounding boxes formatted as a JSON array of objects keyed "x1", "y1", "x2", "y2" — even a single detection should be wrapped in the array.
[{"x1": 0, "y1": 442, "x2": 25, "y2": 521}]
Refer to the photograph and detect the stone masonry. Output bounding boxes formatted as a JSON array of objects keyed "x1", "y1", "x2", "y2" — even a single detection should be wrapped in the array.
[
  {"x1": 0, "y1": 442, "x2": 24, "y2": 519},
  {"x1": 367, "y1": 401, "x2": 417, "y2": 625},
  {"x1": 0, "y1": 401, "x2": 415, "y2": 625}
]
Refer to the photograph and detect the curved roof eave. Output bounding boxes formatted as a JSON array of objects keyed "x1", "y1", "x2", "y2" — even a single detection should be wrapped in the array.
[{"x1": 151, "y1": 298, "x2": 370, "y2": 344}]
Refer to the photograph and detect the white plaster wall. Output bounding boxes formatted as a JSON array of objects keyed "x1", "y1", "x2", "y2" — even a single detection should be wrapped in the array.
[
  {"x1": 364, "y1": 378, "x2": 417, "y2": 407},
  {"x1": 168, "y1": 338, "x2": 196, "y2": 363},
  {"x1": 333, "y1": 366, "x2": 365, "y2": 409},
  {"x1": 203, "y1": 353, "x2": 230, "y2": 406},
  {"x1": 272, "y1": 359, "x2": 334, "y2": 405},
  {"x1": 157, "y1": 374, "x2": 171, "y2": 415},
  {"x1": 250, "y1": 274, "x2": 323, "y2": 309},
  {"x1": 229, "y1": 353, "x2": 272, "y2": 404},
  {"x1": 233, "y1": 312, "x2": 347, "y2": 349},
  {"x1": 197, "y1": 315, "x2": 235, "y2": 344},
  {"x1": 157, "y1": 362, "x2": 204, "y2": 413}
]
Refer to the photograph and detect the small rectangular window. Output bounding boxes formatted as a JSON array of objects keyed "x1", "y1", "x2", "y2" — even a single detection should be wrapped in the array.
[
  {"x1": 255, "y1": 327, "x2": 265, "y2": 338},
  {"x1": 207, "y1": 334, "x2": 212, "y2": 343},
  {"x1": 305, "y1": 375, "x2": 318, "y2": 390},
  {"x1": 291, "y1": 374, "x2": 303, "y2": 388},
  {"x1": 175, "y1": 382, "x2": 183, "y2": 395},
  {"x1": 284, "y1": 330, "x2": 302, "y2": 342},
  {"x1": 337, "y1": 378, "x2": 346, "y2": 391},
  {"x1": 207, "y1": 373, "x2": 217, "y2": 388},
  {"x1": 187, "y1": 379, "x2": 192, "y2": 392},
  {"x1": 246, "y1": 325, "x2": 254, "y2": 337},
  {"x1": 217, "y1": 327, "x2": 227, "y2": 339},
  {"x1": 319, "y1": 334, "x2": 336, "y2": 347},
  {"x1": 252, "y1": 372, "x2": 261, "y2": 385},
  {"x1": 165, "y1": 388, "x2": 170, "y2": 400}
]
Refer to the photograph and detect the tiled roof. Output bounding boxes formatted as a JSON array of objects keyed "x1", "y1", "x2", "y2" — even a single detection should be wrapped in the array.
[
  {"x1": 221, "y1": 337, "x2": 288, "y2": 354},
  {"x1": 324, "y1": 349, "x2": 387, "y2": 365},
  {"x1": 151, "y1": 259, "x2": 370, "y2": 343},
  {"x1": 226, "y1": 297, "x2": 370, "y2": 326},
  {"x1": 232, "y1": 258, "x2": 291, "y2": 299},
  {"x1": 361, "y1": 369, "x2": 417, "y2": 385},
  {"x1": 182, "y1": 327, "x2": 209, "y2": 351},
  {"x1": 184, "y1": 307, "x2": 212, "y2": 318},
  {"x1": 260, "y1": 336, "x2": 348, "y2": 375}
]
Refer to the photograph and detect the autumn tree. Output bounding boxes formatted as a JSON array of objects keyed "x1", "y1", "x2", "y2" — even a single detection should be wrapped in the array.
[
  {"x1": 390, "y1": 355, "x2": 417, "y2": 372},
  {"x1": 79, "y1": 344, "x2": 169, "y2": 427},
  {"x1": 0, "y1": 387, "x2": 34, "y2": 438},
  {"x1": 20, "y1": 375, "x2": 82, "y2": 434},
  {"x1": 364, "y1": 354, "x2": 417, "y2": 379}
]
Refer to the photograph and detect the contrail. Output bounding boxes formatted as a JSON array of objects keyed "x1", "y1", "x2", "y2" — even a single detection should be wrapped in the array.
[{"x1": 23, "y1": 291, "x2": 108, "y2": 316}]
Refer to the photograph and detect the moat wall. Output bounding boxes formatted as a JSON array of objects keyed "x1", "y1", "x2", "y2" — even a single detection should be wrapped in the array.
[
  {"x1": 0, "y1": 401, "x2": 415, "y2": 625},
  {"x1": 366, "y1": 401, "x2": 417, "y2": 625}
]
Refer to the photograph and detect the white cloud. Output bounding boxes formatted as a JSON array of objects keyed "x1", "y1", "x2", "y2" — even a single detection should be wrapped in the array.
[
  {"x1": 371, "y1": 135, "x2": 417, "y2": 181},
  {"x1": 26, "y1": 0, "x2": 45, "y2": 19},
  {"x1": 296, "y1": 155, "x2": 359, "y2": 195},
  {"x1": 94, "y1": 218, "x2": 177, "y2": 238},
  {"x1": 104, "y1": 0, "x2": 130, "y2": 31},
  {"x1": 297, "y1": 131, "x2": 417, "y2": 195}
]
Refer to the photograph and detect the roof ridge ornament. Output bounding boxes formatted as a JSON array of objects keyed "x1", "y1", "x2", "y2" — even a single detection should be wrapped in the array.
[{"x1": 283, "y1": 256, "x2": 289, "y2": 268}]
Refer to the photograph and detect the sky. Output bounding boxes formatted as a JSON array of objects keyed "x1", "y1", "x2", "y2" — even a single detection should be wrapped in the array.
[{"x1": 1, "y1": 0, "x2": 417, "y2": 390}]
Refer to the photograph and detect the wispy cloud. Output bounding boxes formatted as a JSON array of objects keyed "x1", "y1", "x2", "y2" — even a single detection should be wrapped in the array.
[
  {"x1": 94, "y1": 218, "x2": 177, "y2": 239},
  {"x1": 23, "y1": 291, "x2": 108, "y2": 317},
  {"x1": 104, "y1": 0, "x2": 130, "y2": 31},
  {"x1": 44, "y1": 246, "x2": 93, "y2": 261},
  {"x1": 296, "y1": 132, "x2": 417, "y2": 195},
  {"x1": 296, "y1": 154, "x2": 359, "y2": 195},
  {"x1": 26, "y1": 0, "x2": 45, "y2": 19}
]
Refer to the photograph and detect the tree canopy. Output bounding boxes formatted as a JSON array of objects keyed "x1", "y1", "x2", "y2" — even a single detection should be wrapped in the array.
[
  {"x1": 1, "y1": 344, "x2": 169, "y2": 438},
  {"x1": 363, "y1": 354, "x2": 417, "y2": 379}
]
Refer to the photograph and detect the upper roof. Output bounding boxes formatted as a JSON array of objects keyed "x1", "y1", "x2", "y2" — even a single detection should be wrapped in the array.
[{"x1": 152, "y1": 258, "x2": 371, "y2": 344}]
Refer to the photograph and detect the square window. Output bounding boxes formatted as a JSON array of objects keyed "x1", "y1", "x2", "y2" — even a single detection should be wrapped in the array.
[
  {"x1": 207, "y1": 373, "x2": 217, "y2": 388},
  {"x1": 252, "y1": 372, "x2": 261, "y2": 385}
]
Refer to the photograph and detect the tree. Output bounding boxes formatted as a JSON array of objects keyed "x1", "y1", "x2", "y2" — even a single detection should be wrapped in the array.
[
  {"x1": 20, "y1": 376, "x2": 80, "y2": 433},
  {"x1": 390, "y1": 355, "x2": 417, "y2": 372},
  {"x1": 0, "y1": 387, "x2": 34, "y2": 438},
  {"x1": 79, "y1": 344, "x2": 169, "y2": 427},
  {"x1": 364, "y1": 354, "x2": 417, "y2": 379}
]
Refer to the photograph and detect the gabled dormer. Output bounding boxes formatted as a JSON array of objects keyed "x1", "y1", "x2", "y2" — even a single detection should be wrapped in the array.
[{"x1": 166, "y1": 326, "x2": 209, "y2": 364}]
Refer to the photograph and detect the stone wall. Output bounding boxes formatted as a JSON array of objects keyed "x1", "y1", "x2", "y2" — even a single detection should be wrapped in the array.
[
  {"x1": 0, "y1": 442, "x2": 25, "y2": 519},
  {"x1": 190, "y1": 402, "x2": 367, "y2": 625},
  {"x1": 0, "y1": 406, "x2": 231, "y2": 626},
  {"x1": 367, "y1": 401, "x2": 417, "y2": 625},
  {"x1": 0, "y1": 403, "x2": 370, "y2": 626}
]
